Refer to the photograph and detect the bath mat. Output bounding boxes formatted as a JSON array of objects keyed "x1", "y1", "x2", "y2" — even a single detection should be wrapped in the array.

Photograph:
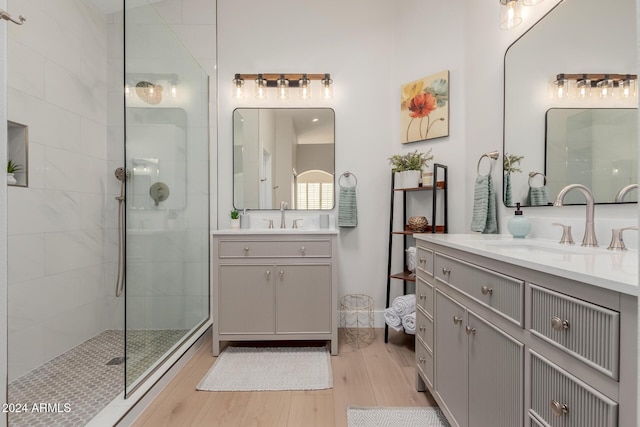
[
  {"x1": 196, "y1": 346, "x2": 332, "y2": 391},
  {"x1": 346, "y1": 406, "x2": 450, "y2": 427}
]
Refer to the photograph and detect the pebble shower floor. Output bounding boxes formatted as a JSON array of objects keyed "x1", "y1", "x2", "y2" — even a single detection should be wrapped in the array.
[{"x1": 8, "y1": 329, "x2": 187, "y2": 427}]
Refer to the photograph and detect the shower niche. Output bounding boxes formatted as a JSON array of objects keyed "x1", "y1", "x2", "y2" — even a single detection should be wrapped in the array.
[{"x1": 7, "y1": 120, "x2": 28, "y2": 187}]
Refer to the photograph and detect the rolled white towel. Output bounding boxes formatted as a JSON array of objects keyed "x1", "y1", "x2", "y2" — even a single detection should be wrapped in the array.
[
  {"x1": 384, "y1": 308, "x2": 402, "y2": 331},
  {"x1": 392, "y1": 294, "x2": 416, "y2": 317},
  {"x1": 402, "y1": 312, "x2": 416, "y2": 335}
]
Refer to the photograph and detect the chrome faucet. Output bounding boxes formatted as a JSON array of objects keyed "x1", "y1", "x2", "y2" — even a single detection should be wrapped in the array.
[
  {"x1": 615, "y1": 184, "x2": 638, "y2": 203},
  {"x1": 553, "y1": 184, "x2": 598, "y2": 247},
  {"x1": 280, "y1": 201, "x2": 288, "y2": 228}
]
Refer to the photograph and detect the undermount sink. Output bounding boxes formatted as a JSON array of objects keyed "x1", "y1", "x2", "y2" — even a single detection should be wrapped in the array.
[{"x1": 480, "y1": 240, "x2": 582, "y2": 255}]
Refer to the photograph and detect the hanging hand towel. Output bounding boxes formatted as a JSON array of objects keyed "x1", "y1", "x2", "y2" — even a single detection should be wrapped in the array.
[
  {"x1": 470, "y1": 174, "x2": 498, "y2": 234},
  {"x1": 338, "y1": 185, "x2": 358, "y2": 228},
  {"x1": 526, "y1": 185, "x2": 550, "y2": 206},
  {"x1": 504, "y1": 173, "x2": 513, "y2": 207}
]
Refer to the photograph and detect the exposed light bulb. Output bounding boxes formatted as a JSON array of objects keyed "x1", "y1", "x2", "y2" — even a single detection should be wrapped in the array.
[
  {"x1": 299, "y1": 74, "x2": 311, "y2": 100},
  {"x1": 171, "y1": 84, "x2": 177, "y2": 98},
  {"x1": 124, "y1": 84, "x2": 130, "y2": 97},
  {"x1": 321, "y1": 73, "x2": 333, "y2": 99},
  {"x1": 554, "y1": 75, "x2": 568, "y2": 99},
  {"x1": 500, "y1": 0, "x2": 522, "y2": 30},
  {"x1": 233, "y1": 74, "x2": 245, "y2": 100},
  {"x1": 255, "y1": 74, "x2": 267, "y2": 100},
  {"x1": 277, "y1": 74, "x2": 289, "y2": 100},
  {"x1": 576, "y1": 76, "x2": 591, "y2": 98}
]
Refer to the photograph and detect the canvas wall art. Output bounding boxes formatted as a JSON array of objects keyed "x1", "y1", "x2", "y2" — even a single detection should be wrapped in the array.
[{"x1": 400, "y1": 70, "x2": 449, "y2": 144}]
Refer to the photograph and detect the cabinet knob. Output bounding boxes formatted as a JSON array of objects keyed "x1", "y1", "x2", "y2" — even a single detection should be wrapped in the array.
[
  {"x1": 300, "y1": 246, "x2": 306, "y2": 255},
  {"x1": 419, "y1": 325, "x2": 426, "y2": 332},
  {"x1": 551, "y1": 316, "x2": 570, "y2": 331},
  {"x1": 465, "y1": 326, "x2": 476, "y2": 335},
  {"x1": 279, "y1": 270, "x2": 284, "y2": 278},
  {"x1": 265, "y1": 270, "x2": 271, "y2": 279},
  {"x1": 481, "y1": 286, "x2": 493, "y2": 296},
  {"x1": 419, "y1": 293, "x2": 427, "y2": 300},
  {"x1": 244, "y1": 247, "x2": 250, "y2": 254},
  {"x1": 419, "y1": 257, "x2": 426, "y2": 264},
  {"x1": 453, "y1": 316, "x2": 463, "y2": 325},
  {"x1": 442, "y1": 267, "x2": 451, "y2": 275},
  {"x1": 550, "y1": 400, "x2": 569, "y2": 417},
  {"x1": 419, "y1": 357, "x2": 426, "y2": 364}
]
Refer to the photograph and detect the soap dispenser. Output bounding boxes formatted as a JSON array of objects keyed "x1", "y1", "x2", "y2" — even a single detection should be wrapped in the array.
[{"x1": 507, "y1": 203, "x2": 531, "y2": 238}]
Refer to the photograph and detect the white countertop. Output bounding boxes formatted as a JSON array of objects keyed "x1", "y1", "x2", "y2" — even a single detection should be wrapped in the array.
[
  {"x1": 212, "y1": 228, "x2": 339, "y2": 235},
  {"x1": 414, "y1": 234, "x2": 639, "y2": 296}
]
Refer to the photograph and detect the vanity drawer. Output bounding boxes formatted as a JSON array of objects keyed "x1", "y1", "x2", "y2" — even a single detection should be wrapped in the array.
[
  {"x1": 435, "y1": 253, "x2": 524, "y2": 326},
  {"x1": 416, "y1": 276, "x2": 434, "y2": 315},
  {"x1": 529, "y1": 284, "x2": 620, "y2": 379},
  {"x1": 218, "y1": 239, "x2": 332, "y2": 258},
  {"x1": 416, "y1": 246, "x2": 434, "y2": 276},
  {"x1": 529, "y1": 351, "x2": 617, "y2": 427},
  {"x1": 416, "y1": 336, "x2": 434, "y2": 389},
  {"x1": 416, "y1": 307, "x2": 433, "y2": 350}
]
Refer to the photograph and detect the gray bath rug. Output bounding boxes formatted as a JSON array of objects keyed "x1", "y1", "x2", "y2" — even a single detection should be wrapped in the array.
[
  {"x1": 197, "y1": 346, "x2": 332, "y2": 391},
  {"x1": 347, "y1": 406, "x2": 451, "y2": 427}
]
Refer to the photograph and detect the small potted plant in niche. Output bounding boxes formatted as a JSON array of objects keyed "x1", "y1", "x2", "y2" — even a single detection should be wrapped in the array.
[
  {"x1": 7, "y1": 160, "x2": 22, "y2": 185},
  {"x1": 230, "y1": 209, "x2": 240, "y2": 229},
  {"x1": 388, "y1": 149, "x2": 433, "y2": 188}
]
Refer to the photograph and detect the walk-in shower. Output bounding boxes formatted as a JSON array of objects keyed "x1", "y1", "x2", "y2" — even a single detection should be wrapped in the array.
[{"x1": 6, "y1": 1, "x2": 210, "y2": 425}]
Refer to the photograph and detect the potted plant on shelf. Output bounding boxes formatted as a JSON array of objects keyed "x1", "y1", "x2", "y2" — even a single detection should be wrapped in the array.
[
  {"x1": 388, "y1": 149, "x2": 433, "y2": 188},
  {"x1": 7, "y1": 160, "x2": 22, "y2": 185},
  {"x1": 230, "y1": 209, "x2": 240, "y2": 229}
]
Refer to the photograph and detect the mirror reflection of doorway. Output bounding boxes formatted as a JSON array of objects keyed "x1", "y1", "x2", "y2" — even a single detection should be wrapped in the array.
[{"x1": 260, "y1": 149, "x2": 273, "y2": 209}]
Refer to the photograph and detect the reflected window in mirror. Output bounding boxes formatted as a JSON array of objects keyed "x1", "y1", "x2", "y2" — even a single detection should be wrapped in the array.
[
  {"x1": 233, "y1": 108, "x2": 335, "y2": 210},
  {"x1": 503, "y1": 0, "x2": 637, "y2": 207}
]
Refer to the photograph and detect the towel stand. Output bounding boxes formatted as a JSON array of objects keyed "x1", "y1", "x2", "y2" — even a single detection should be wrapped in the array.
[
  {"x1": 528, "y1": 171, "x2": 547, "y2": 187},
  {"x1": 477, "y1": 150, "x2": 500, "y2": 176},
  {"x1": 339, "y1": 171, "x2": 358, "y2": 187}
]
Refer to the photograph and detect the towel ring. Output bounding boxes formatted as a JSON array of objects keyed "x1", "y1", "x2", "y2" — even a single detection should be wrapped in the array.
[
  {"x1": 477, "y1": 154, "x2": 496, "y2": 176},
  {"x1": 528, "y1": 171, "x2": 547, "y2": 187},
  {"x1": 339, "y1": 171, "x2": 358, "y2": 187}
]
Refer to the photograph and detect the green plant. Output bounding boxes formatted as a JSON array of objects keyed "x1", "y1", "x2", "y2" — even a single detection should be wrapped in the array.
[
  {"x1": 388, "y1": 149, "x2": 434, "y2": 172},
  {"x1": 7, "y1": 160, "x2": 22, "y2": 174},
  {"x1": 503, "y1": 153, "x2": 524, "y2": 174},
  {"x1": 230, "y1": 209, "x2": 240, "y2": 219}
]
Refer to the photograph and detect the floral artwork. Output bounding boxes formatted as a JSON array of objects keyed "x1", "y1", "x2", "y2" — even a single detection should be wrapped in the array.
[{"x1": 400, "y1": 71, "x2": 449, "y2": 144}]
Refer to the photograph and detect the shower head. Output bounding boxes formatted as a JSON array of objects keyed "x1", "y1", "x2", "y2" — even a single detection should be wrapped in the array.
[{"x1": 115, "y1": 167, "x2": 129, "y2": 182}]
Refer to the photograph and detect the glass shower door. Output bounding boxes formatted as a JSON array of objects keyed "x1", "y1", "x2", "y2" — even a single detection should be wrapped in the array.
[{"x1": 124, "y1": 2, "x2": 209, "y2": 394}]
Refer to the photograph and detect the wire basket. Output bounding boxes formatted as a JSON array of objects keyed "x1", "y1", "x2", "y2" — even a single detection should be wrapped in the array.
[{"x1": 340, "y1": 294, "x2": 375, "y2": 348}]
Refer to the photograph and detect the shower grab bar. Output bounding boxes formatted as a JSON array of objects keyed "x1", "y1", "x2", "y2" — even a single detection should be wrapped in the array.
[{"x1": 0, "y1": 9, "x2": 26, "y2": 25}]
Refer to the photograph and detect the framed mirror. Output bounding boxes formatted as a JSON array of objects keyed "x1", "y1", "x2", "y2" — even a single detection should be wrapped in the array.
[
  {"x1": 233, "y1": 108, "x2": 335, "y2": 210},
  {"x1": 503, "y1": 0, "x2": 637, "y2": 207}
]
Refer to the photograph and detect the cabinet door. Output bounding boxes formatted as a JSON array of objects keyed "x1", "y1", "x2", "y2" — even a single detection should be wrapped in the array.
[
  {"x1": 435, "y1": 290, "x2": 468, "y2": 427},
  {"x1": 467, "y1": 310, "x2": 524, "y2": 427},
  {"x1": 276, "y1": 264, "x2": 332, "y2": 334},
  {"x1": 218, "y1": 264, "x2": 275, "y2": 334}
]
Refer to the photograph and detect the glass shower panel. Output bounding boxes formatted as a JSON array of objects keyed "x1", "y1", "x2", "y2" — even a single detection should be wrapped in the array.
[{"x1": 124, "y1": 2, "x2": 209, "y2": 394}]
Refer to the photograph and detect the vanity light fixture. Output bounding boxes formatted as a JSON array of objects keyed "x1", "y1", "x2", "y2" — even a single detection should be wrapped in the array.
[
  {"x1": 321, "y1": 73, "x2": 333, "y2": 99},
  {"x1": 277, "y1": 74, "x2": 290, "y2": 100},
  {"x1": 255, "y1": 74, "x2": 267, "y2": 100},
  {"x1": 299, "y1": 74, "x2": 311, "y2": 100},
  {"x1": 232, "y1": 74, "x2": 245, "y2": 99},
  {"x1": 233, "y1": 73, "x2": 333, "y2": 101},
  {"x1": 499, "y1": 0, "x2": 522, "y2": 30},
  {"x1": 551, "y1": 73, "x2": 637, "y2": 100}
]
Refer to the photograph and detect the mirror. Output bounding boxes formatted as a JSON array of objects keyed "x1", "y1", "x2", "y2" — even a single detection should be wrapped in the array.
[
  {"x1": 503, "y1": 0, "x2": 637, "y2": 207},
  {"x1": 233, "y1": 108, "x2": 335, "y2": 210}
]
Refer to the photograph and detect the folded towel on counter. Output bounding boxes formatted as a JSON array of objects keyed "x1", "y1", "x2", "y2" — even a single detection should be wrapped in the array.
[
  {"x1": 470, "y1": 174, "x2": 498, "y2": 234},
  {"x1": 527, "y1": 186, "x2": 550, "y2": 206},
  {"x1": 402, "y1": 312, "x2": 416, "y2": 335},
  {"x1": 504, "y1": 173, "x2": 513, "y2": 207},
  {"x1": 384, "y1": 308, "x2": 402, "y2": 331},
  {"x1": 338, "y1": 185, "x2": 357, "y2": 228},
  {"x1": 392, "y1": 294, "x2": 416, "y2": 317}
]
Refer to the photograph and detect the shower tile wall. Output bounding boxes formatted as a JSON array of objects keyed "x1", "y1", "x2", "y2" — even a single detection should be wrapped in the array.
[{"x1": 7, "y1": 0, "x2": 115, "y2": 381}]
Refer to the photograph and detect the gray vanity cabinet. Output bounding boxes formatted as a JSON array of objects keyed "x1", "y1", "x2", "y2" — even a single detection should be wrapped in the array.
[
  {"x1": 212, "y1": 232, "x2": 338, "y2": 356},
  {"x1": 415, "y1": 236, "x2": 638, "y2": 427},
  {"x1": 434, "y1": 290, "x2": 524, "y2": 427}
]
